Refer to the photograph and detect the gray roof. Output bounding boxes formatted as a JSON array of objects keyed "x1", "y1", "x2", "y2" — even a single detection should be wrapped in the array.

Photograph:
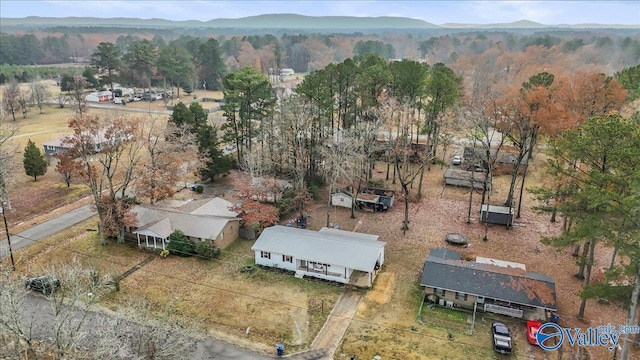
[
  {"x1": 155, "y1": 197, "x2": 240, "y2": 218},
  {"x1": 252, "y1": 225, "x2": 386, "y2": 272},
  {"x1": 131, "y1": 205, "x2": 238, "y2": 240},
  {"x1": 420, "y1": 249, "x2": 556, "y2": 310}
]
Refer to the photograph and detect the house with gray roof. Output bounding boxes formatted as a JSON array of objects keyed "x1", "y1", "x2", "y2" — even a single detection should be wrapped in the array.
[
  {"x1": 156, "y1": 197, "x2": 240, "y2": 218},
  {"x1": 251, "y1": 225, "x2": 386, "y2": 288},
  {"x1": 126, "y1": 205, "x2": 241, "y2": 250},
  {"x1": 420, "y1": 248, "x2": 556, "y2": 320}
]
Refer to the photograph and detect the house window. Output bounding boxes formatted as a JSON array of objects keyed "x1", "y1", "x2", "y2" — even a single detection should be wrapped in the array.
[
  {"x1": 229, "y1": 225, "x2": 233, "y2": 234},
  {"x1": 456, "y1": 292, "x2": 467, "y2": 301},
  {"x1": 260, "y1": 251, "x2": 271, "y2": 259},
  {"x1": 435, "y1": 288, "x2": 445, "y2": 297},
  {"x1": 282, "y1": 255, "x2": 293, "y2": 263}
]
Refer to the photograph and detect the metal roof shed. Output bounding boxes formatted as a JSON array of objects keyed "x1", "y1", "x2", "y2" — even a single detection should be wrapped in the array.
[{"x1": 480, "y1": 204, "x2": 514, "y2": 228}]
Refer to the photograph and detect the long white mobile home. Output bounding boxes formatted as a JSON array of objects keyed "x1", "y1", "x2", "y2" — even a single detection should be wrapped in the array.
[{"x1": 252, "y1": 225, "x2": 386, "y2": 287}]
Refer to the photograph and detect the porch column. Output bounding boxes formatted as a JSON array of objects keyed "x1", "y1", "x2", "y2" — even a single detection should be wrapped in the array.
[{"x1": 136, "y1": 233, "x2": 140, "y2": 246}]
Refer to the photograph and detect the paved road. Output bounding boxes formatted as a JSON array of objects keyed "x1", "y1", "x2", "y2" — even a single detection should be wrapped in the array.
[
  {"x1": 18, "y1": 294, "x2": 271, "y2": 359},
  {"x1": 87, "y1": 101, "x2": 174, "y2": 115},
  {"x1": 1, "y1": 204, "x2": 96, "y2": 255}
]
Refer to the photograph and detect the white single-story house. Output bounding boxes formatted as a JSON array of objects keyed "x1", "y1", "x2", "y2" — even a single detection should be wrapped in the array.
[
  {"x1": 251, "y1": 225, "x2": 386, "y2": 288},
  {"x1": 279, "y1": 68, "x2": 295, "y2": 76},
  {"x1": 126, "y1": 205, "x2": 241, "y2": 250},
  {"x1": 85, "y1": 90, "x2": 113, "y2": 103}
]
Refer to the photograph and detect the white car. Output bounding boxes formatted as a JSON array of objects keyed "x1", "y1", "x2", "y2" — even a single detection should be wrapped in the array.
[
  {"x1": 452, "y1": 155, "x2": 462, "y2": 165},
  {"x1": 113, "y1": 97, "x2": 123, "y2": 104}
]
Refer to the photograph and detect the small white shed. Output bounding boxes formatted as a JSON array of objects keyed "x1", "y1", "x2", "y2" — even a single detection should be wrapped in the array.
[{"x1": 331, "y1": 191, "x2": 353, "y2": 208}]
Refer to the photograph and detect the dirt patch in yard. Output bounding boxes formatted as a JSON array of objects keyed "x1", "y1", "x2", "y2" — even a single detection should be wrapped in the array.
[{"x1": 365, "y1": 272, "x2": 395, "y2": 305}]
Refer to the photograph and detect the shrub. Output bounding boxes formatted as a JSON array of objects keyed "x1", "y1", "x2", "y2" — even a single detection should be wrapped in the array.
[
  {"x1": 196, "y1": 240, "x2": 221, "y2": 259},
  {"x1": 195, "y1": 185, "x2": 204, "y2": 194},
  {"x1": 276, "y1": 189, "x2": 296, "y2": 216},
  {"x1": 167, "y1": 230, "x2": 195, "y2": 257}
]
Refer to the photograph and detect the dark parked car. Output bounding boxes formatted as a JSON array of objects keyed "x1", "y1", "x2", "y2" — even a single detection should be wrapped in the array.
[
  {"x1": 491, "y1": 322, "x2": 512, "y2": 355},
  {"x1": 25, "y1": 276, "x2": 61, "y2": 295}
]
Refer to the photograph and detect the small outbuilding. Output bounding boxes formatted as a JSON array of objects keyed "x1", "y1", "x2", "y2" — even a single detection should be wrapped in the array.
[
  {"x1": 331, "y1": 190, "x2": 353, "y2": 209},
  {"x1": 331, "y1": 188, "x2": 395, "y2": 212},
  {"x1": 480, "y1": 204, "x2": 514, "y2": 228},
  {"x1": 444, "y1": 168, "x2": 489, "y2": 190}
]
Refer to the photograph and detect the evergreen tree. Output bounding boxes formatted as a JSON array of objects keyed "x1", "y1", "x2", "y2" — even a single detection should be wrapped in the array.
[
  {"x1": 169, "y1": 102, "x2": 231, "y2": 181},
  {"x1": 23, "y1": 139, "x2": 47, "y2": 181}
]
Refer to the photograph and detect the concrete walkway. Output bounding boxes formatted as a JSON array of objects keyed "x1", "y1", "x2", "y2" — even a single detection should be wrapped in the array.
[{"x1": 303, "y1": 288, "x2": 364, "y2": 359}]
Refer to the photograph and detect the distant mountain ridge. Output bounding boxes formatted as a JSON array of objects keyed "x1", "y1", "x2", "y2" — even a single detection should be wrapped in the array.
[
  {"x1": 440, "y1": 19, "x2": 638, "y2": 29},
  {"x1": 0, "y1": 14, "x2": 441, "y2": 30},
  {"x1": 0, "y1": 14, "x2": 637, "y2": 30}
]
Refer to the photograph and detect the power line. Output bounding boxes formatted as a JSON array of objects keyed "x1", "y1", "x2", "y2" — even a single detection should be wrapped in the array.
[{"x1": 4, "y1": 232, "x2": 538, "y2": 358}]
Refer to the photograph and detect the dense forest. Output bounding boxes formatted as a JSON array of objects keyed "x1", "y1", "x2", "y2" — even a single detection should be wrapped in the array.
[{"x1": 1, "y1": 26, "x2": 639, "y2": 87}]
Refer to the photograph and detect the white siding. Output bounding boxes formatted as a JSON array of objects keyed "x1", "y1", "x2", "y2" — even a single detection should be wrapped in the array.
[
  {"x1": 331, "y1": 193, "x2": 352, "y2": 208},
  {"x1": 254, "y1": 251, "x2": 297, "y2": 271}
]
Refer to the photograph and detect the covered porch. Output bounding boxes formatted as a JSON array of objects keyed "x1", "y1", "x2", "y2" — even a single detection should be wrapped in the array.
[
  {"x1": 297, "y1": 259, "x2": 344, "y2": 279},
  {"x1": 134, "y1": 229, "x2": 168, "y2": 250}
]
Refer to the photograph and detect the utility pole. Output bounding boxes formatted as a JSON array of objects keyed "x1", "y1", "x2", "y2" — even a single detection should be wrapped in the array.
[{"x1": 0, "y1": 203, "x2": 15, "y2": 270}]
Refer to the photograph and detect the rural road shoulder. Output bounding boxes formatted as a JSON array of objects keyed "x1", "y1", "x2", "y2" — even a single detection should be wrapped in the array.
[{"x1": 3, "y1": 204, "x2": 97, "y2": 253}]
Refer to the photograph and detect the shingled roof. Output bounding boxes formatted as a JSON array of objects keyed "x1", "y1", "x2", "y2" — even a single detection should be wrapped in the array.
[{"x1": 420, "y1": 249, "x2": 556, "y2": 310}]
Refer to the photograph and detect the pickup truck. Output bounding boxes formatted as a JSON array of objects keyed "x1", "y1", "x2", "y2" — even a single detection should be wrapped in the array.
[{"x1": 492, "y1": 322, "x2": 512, "y2": 354}]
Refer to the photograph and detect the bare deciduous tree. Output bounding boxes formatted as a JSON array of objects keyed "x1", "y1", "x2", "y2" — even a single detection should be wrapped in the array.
[
  {"x1": 135, "y1": 117, "x2": 203, "y2": 204},
  {"x1": 69, "y1": 73, "x2": 88, "y2": 117},
  {"x1": 63, "y1": 115, "x2": 145, "y2": 244},
  {"x1": 388, "y1": 103, "x2": 434, "y2": 234},
  {"x1": 0, "y1": 116, "x2": 18, "y2": 208},
  {"x1": 30, "y1": 79, "x2": 51, "y2": 114},
  {"x1": 56, "y1": 93, "x2": 69, "y2": 109},
  {"x1": 2, "y1": 81, "x2": 21, "y2": 122},
  {"x1": 0, "y1": 258, "x2": 113, "y2": 359},
  {"x1": 321, "y1": 128, "x2": 366, "y2": 227},
  {"x1": 461, "y1": 91, "x2": 510, "y2": 241},
  {"x1": 92, "y1": 300, "x2": 197, "y2": 360}
]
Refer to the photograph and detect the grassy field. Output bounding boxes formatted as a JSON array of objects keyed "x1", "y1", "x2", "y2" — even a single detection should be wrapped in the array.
[
  {"x1": 107, "y1": 238, "x2": 342, "y2": 353},
  {"x1": 14, "y1": 216, "x2": 149, "y2": 279}
]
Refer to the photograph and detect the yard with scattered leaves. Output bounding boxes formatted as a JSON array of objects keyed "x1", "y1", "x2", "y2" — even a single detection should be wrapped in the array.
[{"x1": 4, "y1": 99, "x2": 638, "y2": 359}]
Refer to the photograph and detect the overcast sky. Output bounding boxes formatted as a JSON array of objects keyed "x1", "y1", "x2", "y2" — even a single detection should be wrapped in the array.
[{"x1": 1, "y1": 1, "x2": 639, "y2": 25}]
